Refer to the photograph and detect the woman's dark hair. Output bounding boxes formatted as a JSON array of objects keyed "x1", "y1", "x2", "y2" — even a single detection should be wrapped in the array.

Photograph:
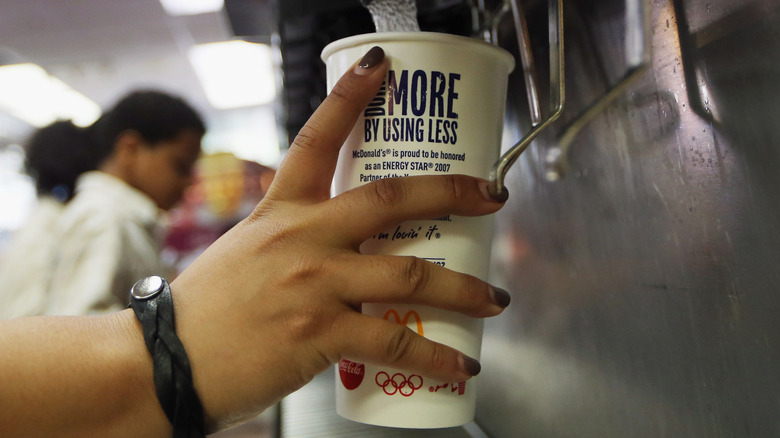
[
  {"x1": 23, "y1": 120, "x2": 98, "y2": 202},
  {"x1": 90, "y1": 90, "x2": 206, "y2": 166},
  {"x1": 23, "y1": 90, "x2": 205, "y2": 202}
]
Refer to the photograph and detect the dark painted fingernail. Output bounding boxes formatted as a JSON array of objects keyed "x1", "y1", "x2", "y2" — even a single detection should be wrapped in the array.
[
  {"x1": 491, "y1": 286, "x2": 511, "y2": 308},
  {"x1": 461, "y1": 355, "x2": 481, "y2": 376},
  {"x1": 356, "y1": 46, "x2": 385, "y2": 74},
  {"x1": 478, "y1": 181, "x2": 509, "y2": 203},
  {"x1": 490, "y1": 185, "x2": 509, "y2": 203}
]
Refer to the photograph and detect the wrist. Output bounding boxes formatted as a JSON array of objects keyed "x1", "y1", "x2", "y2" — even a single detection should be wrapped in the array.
[
  {"x1": 168, "y1": 277, "x2": 231, "y2": 431},
  {"x1": 129, "y1": 276, "x2": 206, "y2": 436},
  {"x1": 92, "y1": 310, "x2": 173, "y2": 437},
  {"x1": 170, "y1": 274, "x2": 283, "y2": 432}
]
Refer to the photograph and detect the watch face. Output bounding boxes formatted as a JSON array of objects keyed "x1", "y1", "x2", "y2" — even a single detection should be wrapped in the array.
[{"x1": 131, "y1": 276, "x2": 165, "y2": 300}]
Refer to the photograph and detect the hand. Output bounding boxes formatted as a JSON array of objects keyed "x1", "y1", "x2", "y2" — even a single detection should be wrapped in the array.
[{"x1": 171, "y1": 47, "x2": 510, "y2": 431}]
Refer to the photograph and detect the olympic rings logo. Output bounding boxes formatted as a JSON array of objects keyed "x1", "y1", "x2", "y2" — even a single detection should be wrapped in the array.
[{"x1": 375, "y1": 371, "x2": 423, "y2": 396}]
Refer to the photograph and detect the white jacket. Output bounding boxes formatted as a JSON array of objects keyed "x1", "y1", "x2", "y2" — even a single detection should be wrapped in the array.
[
  {"x1": 44, "y1": 171, "x2": 169, "y2": 315},
  {"x1": 0, "y1": 196, "x2": 64, "y2": 319}
]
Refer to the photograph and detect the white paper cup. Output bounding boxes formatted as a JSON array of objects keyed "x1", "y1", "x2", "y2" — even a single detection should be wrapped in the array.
[{"x1": 322, "y1": 32, "x2": 514, "y2": 429}]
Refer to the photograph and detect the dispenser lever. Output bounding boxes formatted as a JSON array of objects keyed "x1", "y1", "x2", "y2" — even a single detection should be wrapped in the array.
[
  {"x1": 487, "y1": 0, "x2": 565, "y2": 198},
  {"x1": 545, "y1": 0, "x2": 651, "y2": 181}
]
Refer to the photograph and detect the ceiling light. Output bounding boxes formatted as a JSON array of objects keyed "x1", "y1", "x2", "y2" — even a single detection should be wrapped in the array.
[
  {"x1": 188, "y1": 40, "x2": 276, "y2": 110},
  {"x1": 0, "y1": 63, "x2": 101, "y2": 128},
  {"x1": 159, "y1": 0, "x2": 224, "y2": 16}
]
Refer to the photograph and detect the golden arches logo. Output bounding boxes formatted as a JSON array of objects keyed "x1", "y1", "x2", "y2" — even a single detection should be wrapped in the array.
[{"x1": 383, "y1": 309, "x2": 424, "y2": 336}]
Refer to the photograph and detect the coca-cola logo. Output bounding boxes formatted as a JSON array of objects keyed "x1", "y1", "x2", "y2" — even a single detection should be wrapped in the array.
[
  {"x1": 339, "y1": 359, "x2": 365, "y2": 390},
  {"x1": 375, "y1": 371, "x2": 423, "y2": 396}
]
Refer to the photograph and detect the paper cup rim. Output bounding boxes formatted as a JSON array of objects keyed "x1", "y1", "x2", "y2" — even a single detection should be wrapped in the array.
[{"x1": 320, "y1": 31, "x2": 515, "y2": 71}]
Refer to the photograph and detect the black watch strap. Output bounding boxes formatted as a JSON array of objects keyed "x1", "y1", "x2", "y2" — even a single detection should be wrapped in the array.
[{"x1": 130, "y1": 276, "x2": 205, "y2": 438}]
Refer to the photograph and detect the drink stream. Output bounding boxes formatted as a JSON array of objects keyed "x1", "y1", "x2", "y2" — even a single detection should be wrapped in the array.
[{"x1": 363, "y1": 0, "x2": 421, "y2": 32}]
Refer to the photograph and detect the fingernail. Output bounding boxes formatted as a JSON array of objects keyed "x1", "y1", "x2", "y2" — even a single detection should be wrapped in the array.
[
  {"x1": 491, "y1": 286, "x2": 511, "y2": 308},
  {"x1": 460, "y1": 355, "x2": 481, "y2": 376},
  {"x1": 355, "y1": 46, "x2": 385, "y2": 75},
  {"x1": 478, "y1": 180, "x2": 509, "y2": 203}
]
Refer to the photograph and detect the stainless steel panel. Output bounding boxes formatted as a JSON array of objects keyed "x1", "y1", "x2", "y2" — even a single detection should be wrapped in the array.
[{"x1": 477, "y1": 0, "x2": 780, "y2": 436}]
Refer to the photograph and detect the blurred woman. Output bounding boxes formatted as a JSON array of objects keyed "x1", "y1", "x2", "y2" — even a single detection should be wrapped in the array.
[
  {"x1": 43, "y1": 90, "x2": 205, "y2": 315},
  {"x1": 0, "y1": 90, "x2": 204, "y2": 318}
]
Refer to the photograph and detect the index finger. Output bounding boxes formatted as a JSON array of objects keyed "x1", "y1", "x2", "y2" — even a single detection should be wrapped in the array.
[{"x1": 267, "y1": 46, "x2": 389, "y2": 203}]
